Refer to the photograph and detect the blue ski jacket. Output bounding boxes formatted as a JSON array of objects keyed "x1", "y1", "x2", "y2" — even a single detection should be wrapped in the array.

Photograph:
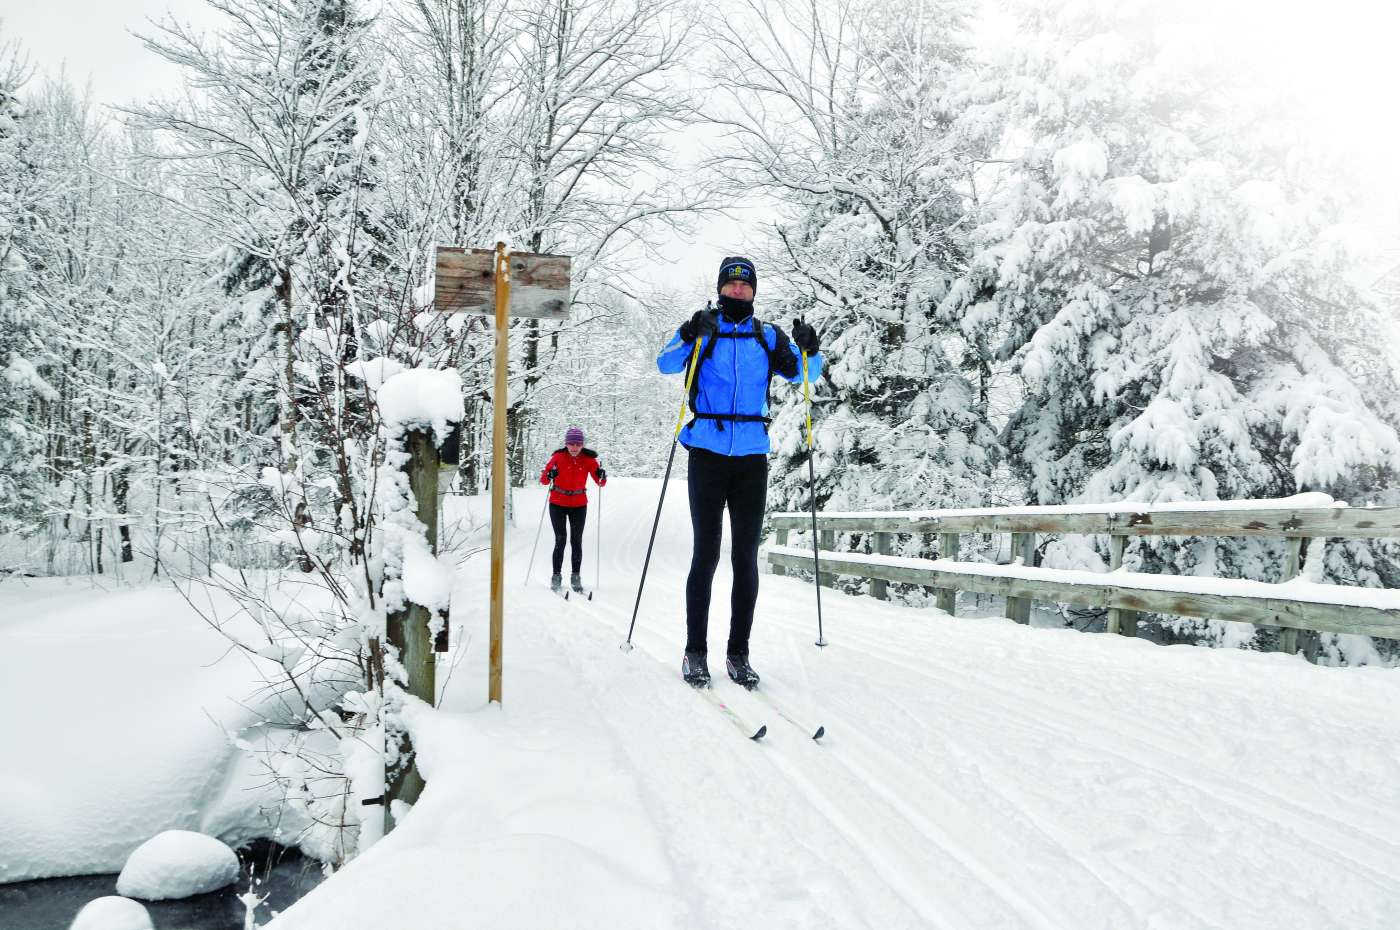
[{"x1": 657, "y1": 313, "x2": 823, "y2": 457}]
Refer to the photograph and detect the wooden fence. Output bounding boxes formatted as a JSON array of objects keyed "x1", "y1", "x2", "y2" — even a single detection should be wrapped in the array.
[{"x1": 767, "y1": 500, "x2": 1400, "y2": 655}]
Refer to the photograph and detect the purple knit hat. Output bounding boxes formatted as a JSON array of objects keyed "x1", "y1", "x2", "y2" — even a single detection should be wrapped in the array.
[{"x1": 564, "y1": 426, "x2": 585, "y2": 445}]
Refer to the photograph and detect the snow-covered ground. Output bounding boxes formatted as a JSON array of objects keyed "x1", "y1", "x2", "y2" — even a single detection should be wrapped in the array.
[
  {"x1": 5, "y1": 477, "x2": 1400, "y2": 929},
  {"x1": 272, "y1": 478, "x2": 1400, "y2": 930},
  {"x1": 0, "y1": 578, "x2": 322, "y2": 884}
]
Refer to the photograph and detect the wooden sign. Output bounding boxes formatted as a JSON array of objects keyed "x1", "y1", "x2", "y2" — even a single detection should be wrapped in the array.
[
  {"x1": 434, "y1": 246, "x2": 570, "y2": 320},
  {"x1": 439, "y1": 242, "x2": 574, "y2": 706}
]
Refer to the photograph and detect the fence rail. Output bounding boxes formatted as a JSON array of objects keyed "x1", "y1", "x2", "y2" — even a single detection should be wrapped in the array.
[
  {"x1": 766, "y1": 498, "x2": 1400, "y2": 654},
  {"x1": 769, "y1": 503, "x2": 1400, "y2": 539}
]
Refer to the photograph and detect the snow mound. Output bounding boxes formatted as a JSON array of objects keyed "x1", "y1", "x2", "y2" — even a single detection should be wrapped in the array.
[
  {"x1": 0, "y1": 580, "x2": 326, "y2": 884},
  {"x1": 69, "y1": 896, "x2": 153, "y2": 930},
  {"x1": 376, "y1": 367, "x2": 462, "y2": 442},
  {"x1": 115, "y1": 830, "x2": 240, "y2": 901}
]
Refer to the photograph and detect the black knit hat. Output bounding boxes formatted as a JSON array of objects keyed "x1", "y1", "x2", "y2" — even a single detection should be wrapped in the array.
[{"x1": 716, "y1": 256, "x2": 758, "y2": 294}]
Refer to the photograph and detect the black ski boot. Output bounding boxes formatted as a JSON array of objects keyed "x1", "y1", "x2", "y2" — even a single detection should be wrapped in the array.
[
  {"x1": 682, "y1": 652, "x2": 711, "y2": 688},
  {"x1": 570, "y1": 573, "x2": 584, "y2": 594},
  {"x1": 726, "y1": 654, "x2": 760, "y2": 690},
  {"x1": 550, "y1": 573, "x2": 562, "y2": 594}
]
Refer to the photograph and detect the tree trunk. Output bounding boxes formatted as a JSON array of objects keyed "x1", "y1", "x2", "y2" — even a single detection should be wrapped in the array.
[
  {"x1": 506, "y1": 318, "x2": 540, "y2": 488},
  {"x1": 276, "y1": 264, "x2": 299, "y2": 472},
  {"x1": 113, "y1": 467, "x2": 134, "y2": 564},
  {"x1": 458, "y1": 399, "x2": 478, "y2": 492}
]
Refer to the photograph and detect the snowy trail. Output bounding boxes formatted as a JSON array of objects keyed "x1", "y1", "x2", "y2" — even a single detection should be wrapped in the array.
[
  {"x1": 252, "y1": 476, "x2": 1400, "y2": 929},
  {"x1": 563, "y1": 494, "x2": 1074, "y2": 927},
  {"x1": 789, "y1": 607, "x2": 1400, "y2": 860},
  {"x1": 747, "y1": 601, "x2": 1400, "y2": 927},
  {"x1": 549, "y1": 483, "x2": 1146, "y2": 929}
]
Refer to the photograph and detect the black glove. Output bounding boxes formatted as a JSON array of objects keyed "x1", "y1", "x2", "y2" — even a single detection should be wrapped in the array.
[
  {"x1": 596, "y1": 467, "x2": 607, "y2": 482},
  {"x1": 678, "y1": 308, "x2": 719, "y2": 343},
  {"x1": 791, "y1": 317, "x2": 820, "y2": 354},
  {"x1": 547, "y1": 466, "x2": 558, "y2": 480}
]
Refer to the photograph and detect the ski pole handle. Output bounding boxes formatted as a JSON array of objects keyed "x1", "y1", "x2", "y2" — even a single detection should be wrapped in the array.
[{"x1": 675, "y1": 337, "x2": 705, "y2": 438}]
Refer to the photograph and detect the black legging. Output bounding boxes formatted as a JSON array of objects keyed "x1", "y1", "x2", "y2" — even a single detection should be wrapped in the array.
[
  {"x1": 685, "y1": 447, "x2": 768, "y2": 657},
  {"x1": 549, "y1": 503, "x2": 587, "y2": 575}
]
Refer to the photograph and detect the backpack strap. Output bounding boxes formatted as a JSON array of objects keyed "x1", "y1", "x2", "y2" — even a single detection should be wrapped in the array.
[
  {"x1": 685, "y1": 307, "x2": 721, "y2": 422},
  {"x1": 686, "y1": 316, "x2": 776, "y2": 432}
]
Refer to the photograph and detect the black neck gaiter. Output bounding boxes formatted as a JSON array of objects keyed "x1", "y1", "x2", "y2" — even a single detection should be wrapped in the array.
[{"x1": 716, "y1": 295, "x2": 754, "y2": 323}]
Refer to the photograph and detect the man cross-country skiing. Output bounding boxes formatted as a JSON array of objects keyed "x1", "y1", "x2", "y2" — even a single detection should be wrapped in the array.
[{"x1": 657, "y1": 256, "x2": 821, "y2": 688}]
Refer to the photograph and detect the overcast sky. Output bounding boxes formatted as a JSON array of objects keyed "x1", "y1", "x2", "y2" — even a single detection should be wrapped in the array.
[{"x1": 0, "y1": 1, "x2": 224, "y2": 106}]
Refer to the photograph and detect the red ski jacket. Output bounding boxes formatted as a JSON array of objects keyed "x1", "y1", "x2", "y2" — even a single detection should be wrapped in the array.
[{"x1": 539, "y1": 448, "x2": 605, "y2": 507}]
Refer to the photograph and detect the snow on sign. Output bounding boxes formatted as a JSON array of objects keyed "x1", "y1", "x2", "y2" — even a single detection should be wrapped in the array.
[{"x1": 433, "y1": 246, "x2": 570, "y2": 319}]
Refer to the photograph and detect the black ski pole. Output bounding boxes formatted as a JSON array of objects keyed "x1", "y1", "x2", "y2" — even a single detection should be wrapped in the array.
[
  {"x1": 801, "y1": 347, "x2": 827, "y2": 647},
  {"x1": 524, "y1": 484, "x2": 551, "y2": 588},
  {"x1": 623, "y1": 337, "x2": 705, "y2": 652}
]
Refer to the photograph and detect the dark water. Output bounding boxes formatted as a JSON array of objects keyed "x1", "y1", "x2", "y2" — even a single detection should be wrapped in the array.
[{"x1": 0, "y1": 841, "x2": 325, "y2": 930}]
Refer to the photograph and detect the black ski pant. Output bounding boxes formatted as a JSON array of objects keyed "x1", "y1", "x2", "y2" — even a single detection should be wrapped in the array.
[
  {"x1": 684, "y1": 447, "x2": 768, "y2": 658},
  {"x1": 549, "y1": 503, "x2": 587, "y2": 575}
]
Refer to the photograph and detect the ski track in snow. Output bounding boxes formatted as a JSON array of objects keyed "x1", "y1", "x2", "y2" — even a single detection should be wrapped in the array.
[
  {"x1": 429, "y1": 478, "x2": 1400, "y2": 930},
  {"x1": 531, "y1": 548, "x2": 928, "y2": 928},
  {"x1": 774, "y1": 619, "x2": 1400, "y2": 926},
  {"x1": 784, "y1": 612, "x2": 1400, "y2": 867},
  {"x1": 572, "y1": 536, "x2": 1068, "y2": 928}
]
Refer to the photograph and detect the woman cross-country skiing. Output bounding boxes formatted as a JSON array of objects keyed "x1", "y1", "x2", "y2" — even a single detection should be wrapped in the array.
[
  {"x1": 539, "y1": 427, "x2": 607, "y2": 595},
  {"x1": 656, "y1": 256, "x2": 821, "y2": 688}
]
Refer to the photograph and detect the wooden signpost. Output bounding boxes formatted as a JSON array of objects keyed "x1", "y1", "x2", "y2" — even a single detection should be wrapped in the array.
[
  {"x1": 434, "y1": 244, "x2": 571, "y2": 705},
  {"x1": 435, "y1": 246, "x2": 571, "y2": 318}
]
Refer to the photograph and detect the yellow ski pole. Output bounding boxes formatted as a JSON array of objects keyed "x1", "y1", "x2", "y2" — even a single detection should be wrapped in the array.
[
  {"x1": 624, "y1": 337, "x2": 705, "y2": 651},
  {"x1": 802, "y1": 348, "x2": 827, "y2": 647}
]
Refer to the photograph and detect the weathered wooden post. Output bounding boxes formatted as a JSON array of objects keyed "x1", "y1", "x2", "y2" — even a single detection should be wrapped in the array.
[
  {"x1": 433, "y1": 423, "x2": 463, "y2": 652},
  {"x1": 1106, "y1": 534, "x2": 1139, "y2": 637},
  {"x1": 820, "y1": 529, "x2": 836, "y2": 587},
  {"x1": 1279, "y1": 536, "x2": 1305, "y2": 655},
  {"x1": 936, "y1": 532, "x2": 959, "y2": 615},
  {"x1": 773, "y1": 527, "x2": 788, "y2": 577},
  {"x1": 872, "y1": 532, "x2": 891, "y2": 600},
  {"x1": 1005, "y1": 532, "x2": 1035, "y2": 624},
  {"x1": 434, "y1": 244, "x2": 571, "y2": 705},
  {"x1": 487, "y1": 245, "x2": 510, "y2": 703},
  {"x1": 383, "y1": 428, "x2": 441, "y2": 822}
]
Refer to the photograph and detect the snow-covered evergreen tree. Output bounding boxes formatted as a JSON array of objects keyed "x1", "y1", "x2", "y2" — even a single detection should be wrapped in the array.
[{"x1": 949, "y1": 0, "x2": 1400, "y2": 648}]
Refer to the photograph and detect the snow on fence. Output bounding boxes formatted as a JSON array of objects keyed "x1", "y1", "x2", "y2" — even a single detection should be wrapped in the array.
[{"x1": 765, "y1": 495, "x2": 1400, "y2": 654}]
